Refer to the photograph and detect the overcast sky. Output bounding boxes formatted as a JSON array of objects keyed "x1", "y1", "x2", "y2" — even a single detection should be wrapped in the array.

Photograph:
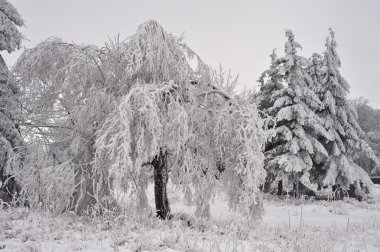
[{"x1": 3, "y1": 0, "x2": 380, "y2": 108}]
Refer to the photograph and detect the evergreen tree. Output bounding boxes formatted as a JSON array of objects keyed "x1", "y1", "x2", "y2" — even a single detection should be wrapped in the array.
[
  {"x1": 257, "y1": 30, "x2": 330, "y2": 196},
  {"x1": 0, "y1": 0, "x2": 24, "y2": 193},
  {"x1": 256, "y1": 50, "x2": 284, "y2": 113},
  {"x1": 317, "y1": 29, "x2": 377, "y2": 197}
]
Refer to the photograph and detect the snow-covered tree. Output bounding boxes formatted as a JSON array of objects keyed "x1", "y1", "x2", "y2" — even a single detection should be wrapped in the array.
[
  {"x1": 94, "y1": 21, "x2": 266, "y2": 220},
  {"x1": 14, "y1": 37, "x2": 110, "y2": 213},
  {"x1": 352, "y1": 98, "x2": 380, "y2": 175},
  {"x1": 317, "y1": 29, "x2": 377, "y2": 196},
  {"x1": 352, "y1": 97, "x2": 379, "y2": 133},
  {"x1": 0, "y1": 55, "x2": 23, "y2": 177},
  {"x1": 0, "y1": 0, "x2": 24, "y2": 199},
  {"x1": 0, "y1": 0, "x2": 23, "y2": 53},
  {"x1": 256, "y1": 50, "x2": 284, "y2": 113},
  {"x1": 15, "y1": 21, "x2": 267, "y2": 219},
  {"x1": 257, "y1": 30, "x2": 330, "y2": 196}
]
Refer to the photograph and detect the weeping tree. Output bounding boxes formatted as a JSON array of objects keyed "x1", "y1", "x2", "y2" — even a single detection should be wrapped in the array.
[
  {"x1": 94, "y1": 21, "x2": 267, "y2": 220},
  {"x1": 15, "y1": 37, "x2": 115, "y2": 213},
  {"x1": 0, "y1": 0, "x2": 24, "y2": 202},
  {"x1": 15, "y1": 21, "x2": 267, "y2": 219}
]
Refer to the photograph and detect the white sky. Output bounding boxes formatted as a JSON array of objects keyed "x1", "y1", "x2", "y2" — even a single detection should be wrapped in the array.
[{"x1": 3, "y1": 0, "x2": 380, "y2": 108}]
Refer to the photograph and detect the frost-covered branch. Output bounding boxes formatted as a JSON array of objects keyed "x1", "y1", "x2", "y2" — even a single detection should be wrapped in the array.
[
  {"x1": 198, "y1": 89, "x2": 233, "y2": 101},
  {"x1": 19, "y1": 123, "x2": 73, "y2": 130}
]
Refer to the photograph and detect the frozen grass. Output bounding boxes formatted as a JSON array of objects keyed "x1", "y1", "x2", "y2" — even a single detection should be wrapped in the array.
[
  {"x1": 1, "y1": 185, "x2": 380, "y2": 251},
  {"x1": 1, "y1": 206, "x2": 379, "y2": 251}
]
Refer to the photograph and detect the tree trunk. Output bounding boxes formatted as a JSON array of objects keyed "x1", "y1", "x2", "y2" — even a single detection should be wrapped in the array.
[
  {"x1": 71, "y1": 136, "x2": 97, "y2": 215},
  {"x1": 263, "y1": 173, "x2": 274, "y2": 193},
  {"x1": 152, "y1": 149, "x2": 170, "y2": 219},
  {"x1": 292, "y1": 174, "x2": 301, "y2": 199},
  {"x1": 277, "y1": 180, "x2": 283, "y2": 196},
  {"x1": 71, "y1": 135, "x2": 113, "y2": 215}
]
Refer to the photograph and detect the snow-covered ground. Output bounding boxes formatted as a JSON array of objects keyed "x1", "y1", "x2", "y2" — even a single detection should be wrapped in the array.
[{"x1": 1, "y1": 184, "x2": 380, "y2": 251}]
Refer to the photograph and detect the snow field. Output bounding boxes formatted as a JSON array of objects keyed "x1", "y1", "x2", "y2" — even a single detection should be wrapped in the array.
[{"x1": 1, "y1": 184, "x2": 380, "y2": 251}]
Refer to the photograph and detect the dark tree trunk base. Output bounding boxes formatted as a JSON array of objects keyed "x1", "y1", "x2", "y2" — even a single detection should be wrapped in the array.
[{"x1": 152, "y1": 149, "x2": 170, "y2": 219}]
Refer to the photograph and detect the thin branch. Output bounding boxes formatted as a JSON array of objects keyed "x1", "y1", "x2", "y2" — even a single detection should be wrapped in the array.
[
  {"x1": 20, "y1": 123, "x2": 73, "y2": 130},
  {"x1": 198, "y1": 89, "x2": 233, "y2": 101},
  {"x1": 141, "y1": 162, "x2": 152, "y2": 167},
  {"x1": 92, "y1": 57, "x2": 106, "y2": 85}
]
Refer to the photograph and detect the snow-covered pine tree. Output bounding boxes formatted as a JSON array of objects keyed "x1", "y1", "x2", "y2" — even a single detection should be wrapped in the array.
[
  {"x1": 0, "y1": 0, "x2": 24, "y2": 201},
  {"x1": 256, "y1": 50, "x2": 285, "y2": 192},
  {"x1": 257, "y1": 30, "x2": 330, "y2": 196},
  {"x1": 317, "y1": 29, "x2": 377, "y2": 198},
  {"x1": 256, "y1": 49, "x2": 284, "y2": 113},
  {"x1": 309, "y1": 52, "x2": 325, "y2": 95},
  {"x1": 0, "y1": 0, "x2": 23, "y2": 53}
]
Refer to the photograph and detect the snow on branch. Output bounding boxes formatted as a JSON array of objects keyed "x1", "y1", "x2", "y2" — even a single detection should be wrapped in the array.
[{"x1": 95, "y1": 78, "x2": 267, "y2": 219}]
